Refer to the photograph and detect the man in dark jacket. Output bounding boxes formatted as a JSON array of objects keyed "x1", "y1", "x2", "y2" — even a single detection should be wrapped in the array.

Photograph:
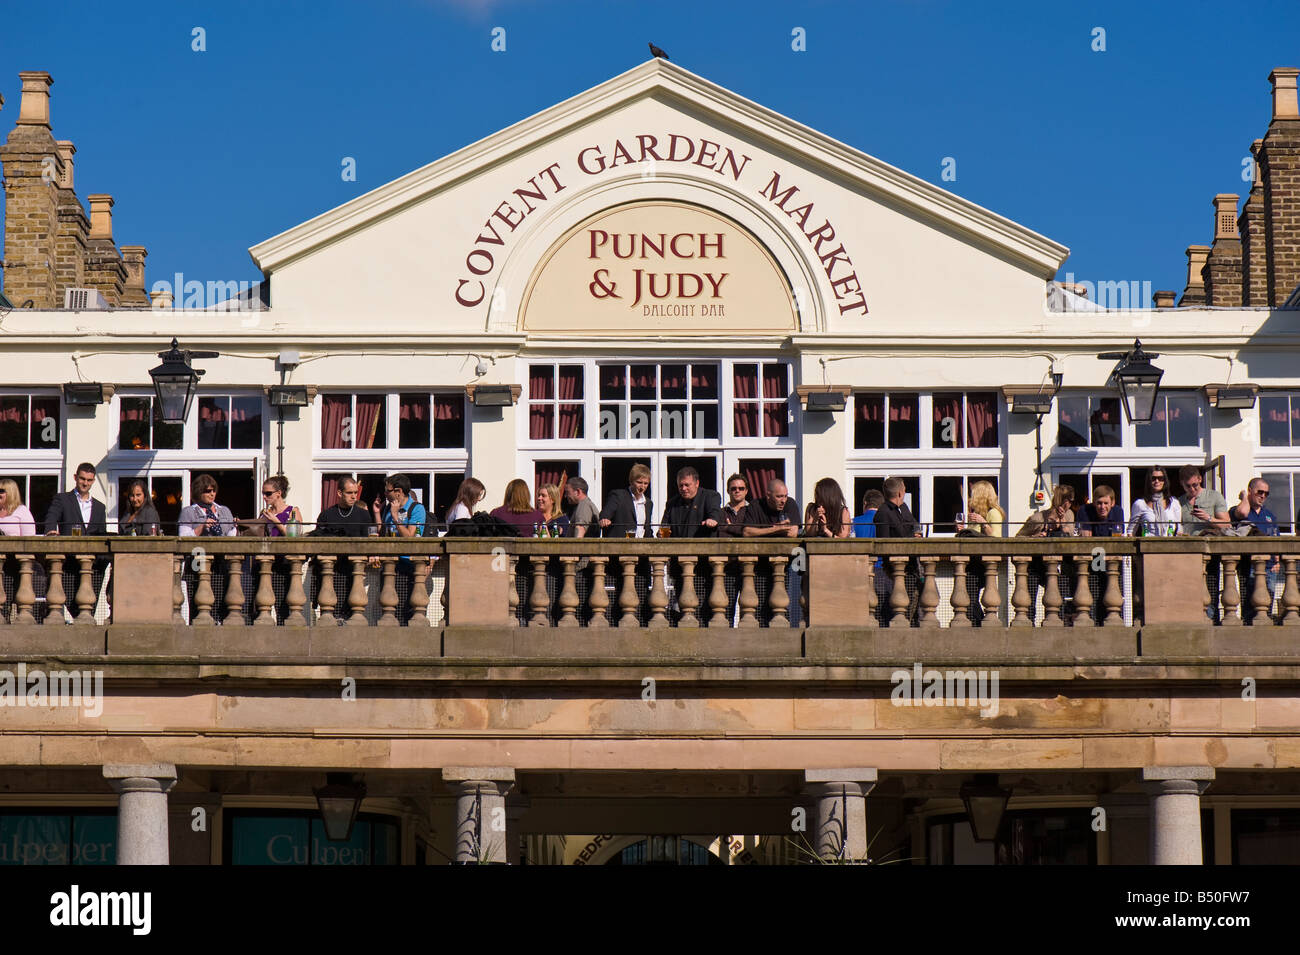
[
  {"x1": 599, "y1": 463, "x2": 653, "y2": 538},
  {"x1": 873, "y1": 477, "x2": 922, "y2": 623},
  {"x1": 44, "y1": 462, "x2": 108, "y2": 535},
  {"x1": 313, "y1": 477, "x2": 374, "y2": 537},
  {"x1": 660, "y1": 467, "x2": 723, "y2": 537}
]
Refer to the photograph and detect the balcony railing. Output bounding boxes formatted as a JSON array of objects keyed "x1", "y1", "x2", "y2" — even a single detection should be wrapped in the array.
[{"x1": 2, "y1": 536, "x2": 1300, "y2": 633}]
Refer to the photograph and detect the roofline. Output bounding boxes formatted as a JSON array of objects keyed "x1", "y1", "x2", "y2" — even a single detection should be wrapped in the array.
[{"x1": 248, "y1": 59, "x2": 1069, "y2": 277}]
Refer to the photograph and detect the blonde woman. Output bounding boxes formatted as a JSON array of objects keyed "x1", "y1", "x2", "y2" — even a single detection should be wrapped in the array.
[
  {"x1": 0, "y1": 479, "x2": 36, "y2": 536},
  {"x1": 957, "y1": 480, "x2": 1005, "y2": 536},
  {"x1": 536, "y1": 483, "x2": 570, "y2": 537}
]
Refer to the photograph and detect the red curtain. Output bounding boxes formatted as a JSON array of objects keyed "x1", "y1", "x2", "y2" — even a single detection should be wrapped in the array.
[
  {"x1": 120, "y1": 399, "x2": 150, "y2": 423},
  {"x1": 965, "y1": 393, "x2": 997, "y2": 448},
  {"x1": 762, "y1": 365, "x2": 786, "y2": 399},
  {"x1": 529, "y1": 366, "x2": 553, "y2": 401},
  {"x1": 734, "y1": 365, "x2": 757, "y2": 400},
  {"x1": 534, "y1": 463, "x2": 571, "y2": 489},
  {"x1": 199, "y1": 400, "x2": 228, "y2": 424},
  {"x1": 434, "y1": 396, "x2": 461, "y2": 421},
  {"x1": 320, "y1": 475, "x2": 341, "y2": 509},
  {"x1": 0, "y1": 401, "x2": 24, "y2": 424},
  {"x1": 934, "y1": 393, "x2": 961, "y2": 447},
  {"x1": 857, "y1": 394, "x2": 883, "y2": 422},
  {"x1": 763, "y1": 402, "x2": 787, "y2": 436},
  {"x1": 661, "y1": 365, "x2": 686, "y2": 396},
  {"x1": 890, "y1": 395, "x2": 916, "y2": 422},
  {"x1": 734, "y1": 365, "x2": 758, "y2": 437},
  {"x1": 400, "y1": 395, "x2": 429, "y2": 421},
  {"x1": 530, "y1": 406, "x2": 552, "y2": 440},
  {"x1": 602, "y1": 365, "x2": 625, "y2": 398},
  {"x1": 629, "y1": 365, "x2": 656, "y2": 394},
  {"x1": 321, "y1": 396, "x2": 349, "y2": 449},
  {"x1": 355, "y1": 396, "x2": 382, "y2": 449},
  {"x1": 743, "y1": 463, "x2": 782, "y2": 502}
]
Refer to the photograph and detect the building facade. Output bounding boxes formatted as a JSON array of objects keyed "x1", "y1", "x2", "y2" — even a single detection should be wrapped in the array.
[{"x1": 1, "y1": 62, "x2": 1299, "y2": 865}]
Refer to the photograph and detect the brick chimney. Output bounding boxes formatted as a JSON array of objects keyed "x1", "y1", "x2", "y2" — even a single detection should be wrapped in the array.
[
  {"x1": 1178, "y1": 245, "x2": 1210, "y2": 306},
  {"x1": 0, "y1": 72, "x2": 61, "y2": 308},
  {"x1": 53, "y1": 139, "x2": 89, "y2": 297},
  {"x1": 119, "y1": 245, "x2": 151, "y2": 306},
  {"x1": 1260, "y1": 67, "x2": 1300, "y2": 305},
  {"x1": 83, "y1": 193, "x2": 126, "y2": 305},
  {"x1": 1152, "y1": 289, "x2": 1176, "y2": 308},
  {"x1": 1204, "y1": 193, "x2": 1242, "y2": 306},
  {"x1": 1240, "y1": 139, "x2": 1269, "y2": 305}
]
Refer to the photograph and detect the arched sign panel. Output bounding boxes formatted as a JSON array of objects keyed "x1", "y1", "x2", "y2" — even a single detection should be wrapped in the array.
[{"x1": 521, "y1": 201, "x2": 798, "y2": 335}]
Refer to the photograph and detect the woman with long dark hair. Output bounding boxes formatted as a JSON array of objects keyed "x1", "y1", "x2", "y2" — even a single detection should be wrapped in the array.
[
  {"x1": 121, "y1": 479, "x2": 161, "y2": 535},
  {"x1": 1130, "y1": 467, "x2": 1181, "y2": 536},
  {"x1": 804, "y1": 477, "x2": 852, "y2": 538},
  {"x1": 445, "y1": 477, "x2": 486, "y2": 524}
]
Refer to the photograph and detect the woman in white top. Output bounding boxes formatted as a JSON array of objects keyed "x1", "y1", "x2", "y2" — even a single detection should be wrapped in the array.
[
  {"x1": 0, "y1": 478, "x2": 36, "y2": 536},
  {"x1": 1130, "y1": 467, "x2": 1181, "y2": 535},
  {"x1": 444, "y1": 477, "x2": 486, "y2": 525}
]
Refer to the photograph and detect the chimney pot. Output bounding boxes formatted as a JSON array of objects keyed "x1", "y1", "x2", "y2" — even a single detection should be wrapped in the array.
[
  {"x1": 1153, "y1": 290, "x2": 1176, "y2": 308},
  {"x1": 87, "y1": 194, "x2": 115, "y2": 241},
  {"x1": 1270, "y1": 67, "x2": 1300, "y2": 121},
  {"x1": 1213, "y1": 194, "x2": 1241, "y2": 239},
  {"x1": 151, "y1": 287, "x2": 174, "y2": 309},
  {"x1": 119, "y1": 245, "x2": 150, "y2": 306},
  {"x1": 55, "y1": 140, "x2": 76, "y2": 189},
  {"x1": 1185, "y1": 245, "x2": 1211, "y2": 288},
  {"x1": 16, "y1": 71, "x2": 53, "y2": 127}
]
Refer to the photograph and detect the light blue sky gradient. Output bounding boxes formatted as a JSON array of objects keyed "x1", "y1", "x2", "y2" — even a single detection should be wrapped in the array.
[{"x1": 2, "y1": 0, "x2": 1297, "y2": 300}]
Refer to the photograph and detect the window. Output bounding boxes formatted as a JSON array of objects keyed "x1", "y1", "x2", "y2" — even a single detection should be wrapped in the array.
[
  {"x1": 931, "y1": 392, "x2": 998, "y2": 449},
  {"x1": 118, "y1": 396, "x2": 183, "y2": 451},
  {"x1": 0, "y1": 811, "x2": 117, "y2": 865},
  {"x1": 1057, "y1": 395, "x2": 1121, "y2": 448},
  {"x1": 0, "y1": 473, "x2": 58, "y2": 530},
  {"x1": 398, "y1": 394, "x2": 465, "y2": 449},
  {"x1": 854, "y1": 393, "x2": 919, "y2": 449},
  {"x1": 0, "y1": 395, "x2": 60, "y2": 450},
  {"x1": 320, "y1": 471, "x2": 464, "y2": 524},
  {"x1": 224, "y1": 811, "x2": 399, "y2": 866},
  {"x1": 1259, "y1": 472, "x2": 1298, "y2": 532},
  {"x1": 1135, "y1": 394, "x2": 1200, "y2": 447},
  {"x1": 197, "y1": 396, "x2": 263, "y2": 450},
  {"x1": 321, "y1": 394, "x2": 386, "y2": 450},
  {"x1": 932, "y1": 474, "x2": 1001, "y2": 531},
  {"x1": 1259, "y1": 394, "x2": 1300, "y2": 447},
  {"x1": 733, "y1": 363, "x2": 788, "y2": 438},
  {"x1": 597, "y1": 363, "x2": 720, "y2": 440},
  {"x1": 528, "y1": 365, "x2": 584, "y2": 440}
]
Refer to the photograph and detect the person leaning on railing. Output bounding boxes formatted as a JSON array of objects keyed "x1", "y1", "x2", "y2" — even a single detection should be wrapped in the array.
[
  {"x1": 954, "y1": 480, "x2": 1004, "y2": 625},
  {"x1": 803, "y1": 477, "x2": 852, "y2": 539},
  {"x1": 1016, "y1": 484, "x2": 1077, "y2": 619},
  {"x1": 178, "y1": 474, "x2": 238, "y2": 537},
  {"x1": 0, "y1": 478, "x2": 36, "y2": 536},
  {"x1": 1129, "y1": 467, "x2": 1180, "y2": 536}
]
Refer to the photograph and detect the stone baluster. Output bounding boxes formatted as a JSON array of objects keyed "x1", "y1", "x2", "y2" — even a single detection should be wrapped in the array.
[
  {"x1": 172, "y1": 555, "x2": 185, "y2": 624},
  {"x1": 1041, "y1": 556, "x2": 1063, "y2": 625},
  {"x1": 528, "y1": 557, "x2": 550, "y2": 627},
  {"x1": 948, "y1": 556, "x2": 970, "y2": 628},
  {"x1": 74, "y1": 554, "x2": 97, "y2": 624},
  {"x1": 647, "y1": 556, "x2": 670, "y2": 628},
  {"x1": 14, "y1": 554, "x2": 38, "y2": 624},
  {"x1": 285, "y1": 555, "x2": 308, "y2": 626},
  {"x1": 707, "y1": 556, "x2": 729, "y2": 627},
  {"x1": 887, "y1": 557, "x2": 909, "y2": 628},
  {"x1": 865, "y1": 555, "x2": 879, "y2": 622},
  {"x1": 1220, "y1": 555, "x2": 1241, "y2": 626},
  {"x1": 346, "y1": 557, "x2": 369, "y2": 627},
  {"x1": 981, "y1": 558, "x2": 1001, "y2": 626},
  {"x1": 507, "y1": 556, "x2": 520, "y2": 627},
  {"x1": 378, "y1": 557, "x2": 400, "y2": 627},
  {"x1": 1073, "y1": 558, "x2": 1095, "y2": 628},
  {"x1": 1010, "y1": 556, "x2": 1032, "y2": 627},
  {"x1": 617, "y1": 556, "x2": 640, "y2": 628},
  {"x1": 0, "y1": 561, "x2": 8, "y2": 625},
  {"x1": 1280, "y1": 558, "x2": 1300, "y2": 626},
  {"x1": 918, "y1": 557, "x2": 939, "y2": 627},
  {"x1": 768, "y1": 554, "x2": 791, "y2": 627},
  {"x1": 254, "y1": 555, "x2": 276, "y2": 626},
  {"x1": 1201, "y1": 555, "x2": 1213, "y2": 622},
  {"x1": 1249, "y1": 554, "x2": 1272, "y2": 626},
  {"x1": 556, "y1": 556, "x2": 580, "y2": 627},
  {"x1": 409, "y1": 557, "x2": 431, "y2": 626},
  {"x1": 191, "y1": 552, "x2": 216, "y2": 626},
  {"x1": 1102, "y1": 556, "x2": 1124, "y2": 626},
  {"x1": 317, "y1": 556, "x2": 338, "y2": 626},
  {"x1": 587, "y1": 557, "x2": 609, "y2": 628},
  {"x1": 737, "y1": 556, "x2": 759, "y2": 628},
  {"x1": 677, "y1": 557, "x2": 701, "y2": 628},
  {"x1": 224, "y1": 555, "x2": 246, "y2": 625},
  {"x1": 43, "y1": 556, "x2": 66, "y2": 626}
]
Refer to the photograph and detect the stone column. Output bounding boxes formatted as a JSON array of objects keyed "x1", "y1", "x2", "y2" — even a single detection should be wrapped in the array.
[
  {"x1": 802, "y1": 768, "x2": 878, "y2": 863},
  {"x1": 103, "y1": 763, "x2": 178, "y2": 865},
  {"x1": 1142, "y1": 766, "x2": 1213, "y2": 865},
  {"x1": 442, "y1": 767, "x2": 515, "y2": 864}
]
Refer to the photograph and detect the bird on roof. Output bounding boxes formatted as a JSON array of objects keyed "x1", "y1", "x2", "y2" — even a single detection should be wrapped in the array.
[{"x1": 648, "y1": 43, "x2": 669, "y2": 60}]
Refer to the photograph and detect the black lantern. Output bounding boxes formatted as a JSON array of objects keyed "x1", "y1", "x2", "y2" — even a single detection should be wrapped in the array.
[
  {"x1": 1099, "y1": 339, "x2": 1164, "y2": 424},
  {"x1": 314, "y1": 773, "x2": 366, "y2": 842},
  {"x1": 148, "y1": 338, "x2": 218, "y2": 424},
  {"x1": 959, "y1": 774, "x2": 1012, "y2": 843}
]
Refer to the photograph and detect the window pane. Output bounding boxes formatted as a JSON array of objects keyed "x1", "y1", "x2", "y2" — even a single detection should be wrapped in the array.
[
  {"x1": 933, "y1": 392, "x2": 962, "y2": 448},
  {"x1": 152, "y1": 400, "x2": 183, "y2": 450},
  {"x1": 321, "y1": 396, "x2": 351, "y2": 449},
  {"x1": 557, "y1": 365, "x2": 583, "y2": 401},
  {"x1": 197, "y1": 397, "x2": 229, "y2": 449},
  {"x1": 230, "y1": 396, "x2": 262, "y2": 449},
  {"x1": 762, "y1": 364, "x2": 788, "y2": 399},
  {"x1": 31, "y1": 397, "x2": 60, "y2": 449},
  {"x1": 661, "y1": 365, "x2": 687, "y2": 399},
  {"x1": 967, "y1": 392, "x2": 998, "y2": 448},
  {"x1": 1261, "y1": 472, "x2": 1293, "y2": 533},
  {"x1": 695, "y1": 405, "x2": 719, "y2": 439},
  {"x1": 399, "y1": 393, "x2": 431, "y2": 448},
  {"x1": 529, "y1": 365, "x2": 554, "y2": 401},
  {"x1": 1134, "y1": 398, "x2": 1164, "y2": 448},
  {"x1": 599, "y1": 365, "x2": 625, "y2": 400},
  {"x1": 1166, "y1": 394, "x2": 1199, "y2": 446},
  {"x1": 599, "y1": 404, "x2": 622, "y2": 439},
  {"x1": 1057, "y1": 396, "x2": 1087, "y2": 447},
  {"x1": 434, "y1": 395, "x2": 465, "y2": 447},
  {"x1": 691, "y1": 364, "x2": 719, "y2": 399},
  {"x1": 151, "y1": 476, "x2": 184, "y2": 532},
  {"x1": 661, "y1": 404, "x2": 689, "y2": 439},
  {"x1": 733, "y1": 364, "x2": 758, "y2": 400},
  {"x1": 630, "y1": 403, "x2": 655, "y2": 438},
  {"x1": 733, "y1": 403, "x2": 758, "y2": 439},
  {"x1": 29, "y1": 475, "x2": 58, "y2": 533},
  {"x1": 629, "y1": 365, "x2": 656, "y2": 400},
  {"x1": 855, "y1": 394, "x2": 884, "y2": 449},
  {"x1": 119, "y1": 397, "x2": 151, "y2": 450},
  {"x1": 530, "y1": 405, "x2": 554, "y2": 440},
  {"x1": 0, "y1": 397, "x2": 27, "y2": 449},
  {"x1": 557, "y1": 404, "x2": 583, "y2": 440},
  {"x1": 1260, "y1": 396, "x2": 1290, "y2": 447},
  {"x1": 1091, "y1": 397, "x2": 1121, "y2": 447},
  {"x1": 763, "y1": 402, "x2": 789, "y2": 437},
  {"x1": 355, "y1": 395, "x2": 386, "y2": 449},
  {"x1": 934, "y1": 475, "x2": 965, "y2": 532},
  {"x1": 1292, "y1": 397, "x2": 1300, "y2": 447},
  {"x1": 889, "y1": 393, "x2": 919, "y2": 449}
]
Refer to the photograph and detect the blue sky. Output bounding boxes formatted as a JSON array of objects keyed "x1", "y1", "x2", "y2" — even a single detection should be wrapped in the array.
[{"x1": 2, "y1": 0, "x2": 1297, "y2": 300}]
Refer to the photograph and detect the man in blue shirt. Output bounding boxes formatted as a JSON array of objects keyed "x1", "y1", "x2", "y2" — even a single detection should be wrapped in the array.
[
  {"x1": 1233, "y1": 478, "x2": 1279, "y2": 622},
  {"x1": 1078, "y1": 485, "x2": 1126, "y2": 537},
  {"x1": 852, "y1": 489, "x2": 883, "y2": 539},
  {"x1": 369, "y1": 473, "x2": 426, "y2": 623}
]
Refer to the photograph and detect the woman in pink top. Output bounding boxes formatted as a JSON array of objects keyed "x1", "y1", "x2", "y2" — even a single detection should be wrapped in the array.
[{"x1": 0, "y1": 478, "x2": 36, "y2": 535}]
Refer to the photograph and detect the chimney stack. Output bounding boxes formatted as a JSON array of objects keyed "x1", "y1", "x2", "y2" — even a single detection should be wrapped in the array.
[
  {"x1": 151, "y1": 286, "x2": 174, "y2": 309},
  {"x1": 1178, "y1": 245, "x2": 1210, "y2": 306},
  {"x1": 1205, "y1": 194, "x2": 1243, "y2": 306},
  {"x1": 119, "y1": 246, "x2": 151, "y2": 306},
  {"x1": 1153, "y1": 289, "x2": 1176, "y2": 308},
  {"x1": 53, "y1": 139, "x2": 88, "y2": 297},
  {"x1": 0, "y1": 71, "x2": 61, "y2": 308},
  {"x1": 82, "y1": 194, "x2": 126, "y2": 305},
  {"x1": 1261, "y1": 68, "x2": 1300, "y2": 305},
  {"x1": 1241, "y1": 139, "x2": 1269, "y2": 305}
]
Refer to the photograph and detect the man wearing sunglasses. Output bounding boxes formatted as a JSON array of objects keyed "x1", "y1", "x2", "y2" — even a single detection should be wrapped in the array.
[{"x1": 1233, "y1": 478, "x2": 1280, "y2": 622}]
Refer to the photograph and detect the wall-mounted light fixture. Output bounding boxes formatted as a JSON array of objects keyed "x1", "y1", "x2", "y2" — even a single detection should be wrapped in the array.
[
  {"x1": 268, "y1": 385, "x2": 309, "y2": 407},
  {"x1": 1204, "y1": 384, "x2": 1259, "y2": 410},
  {"x1": 63, "y1": 382, "x2": 106, "y2": 406},
  {"x1": 467, "y1": 384, "x2": 520, "y2": 407}
]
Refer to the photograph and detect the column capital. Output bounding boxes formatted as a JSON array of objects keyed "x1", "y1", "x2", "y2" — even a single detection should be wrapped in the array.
[
  {"x1": 442, "y1": 766, "x2": 516, "y2": 784},
  {"x1": 804, "y1": 768, "x2": 878, "y2": 791},
  {"x1": 1141, "y1": 766, "x2": 1213, "y2": 796},
  {"x1": 103, "y1": 763, "x2": 178, "y2": 795}
]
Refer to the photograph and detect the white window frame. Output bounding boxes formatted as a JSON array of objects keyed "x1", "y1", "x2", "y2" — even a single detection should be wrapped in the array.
[
  {"x1": 843, "y1": 467, "x2": 1007, "y2": 536},
  {"x1": 0, "y1": 389, "x2": 63, "y2": 457},
  {"x1": 847, "y1": 391, "x2": 1002, "y2": 462}
]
